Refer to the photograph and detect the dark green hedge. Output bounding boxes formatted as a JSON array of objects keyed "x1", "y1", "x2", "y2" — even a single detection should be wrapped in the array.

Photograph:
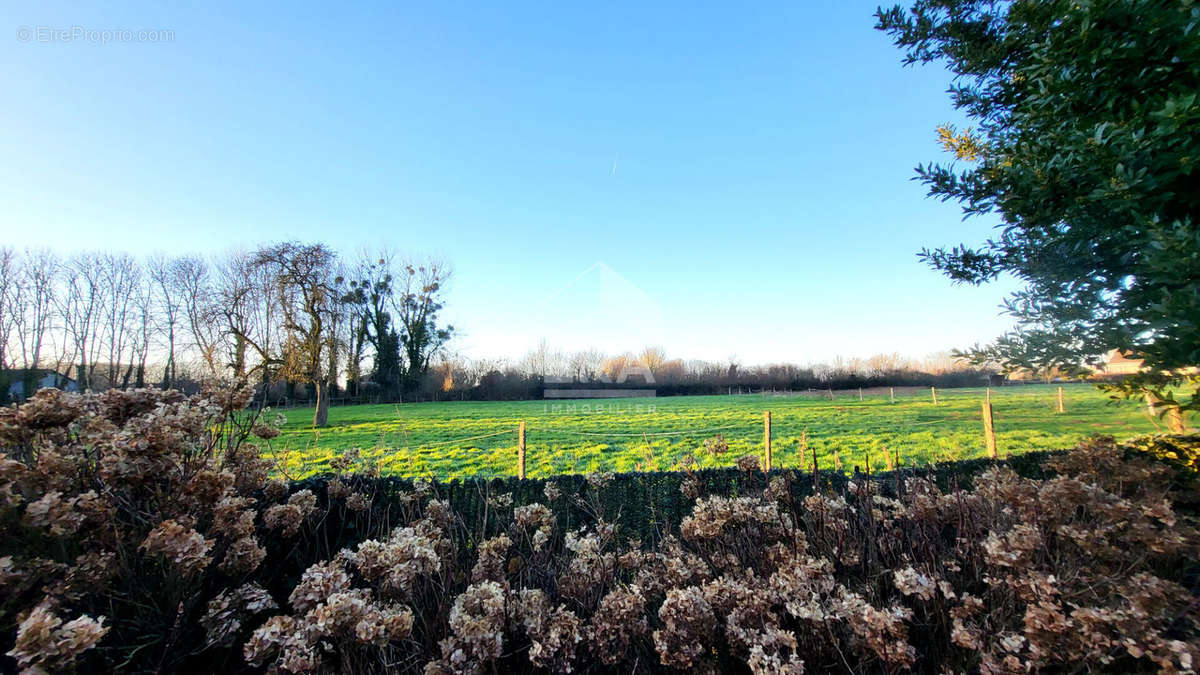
[{"x1": 295, "y1": 450, "x2": 1064, "y2": 552}]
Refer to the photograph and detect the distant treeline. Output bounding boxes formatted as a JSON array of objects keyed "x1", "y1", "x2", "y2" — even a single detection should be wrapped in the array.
[
  {"x1": 0, "y1": 244, "x2": 452, "y2": 422},
  {"x1": 420, "y1": 372, "x2": 995, "y2": 403},
  {"x1": 366, "y1": 349, "x2": 997, "y2": 403},
  {"x1": 1, "y1": 246, "x2": 996, "y2": 408}
]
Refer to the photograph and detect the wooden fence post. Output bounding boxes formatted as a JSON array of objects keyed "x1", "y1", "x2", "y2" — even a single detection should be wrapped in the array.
[
  {"x1": 763, "y1": 411, "x2": 772, "y2": 471},
  {"x1": 986, "y1": 387, "x2": 991, "y2": 404},
  {"x1": 858, "y1": 387, "x2": 863, "y2": 402},
  {"x1": 982, "y1": 402, "x2": 997, "y2": 459},
  {"x1": 518, "y1": 421, "x2": 526, "y2": 480},
  {"x1": 1056, "y1": 386, "x2": 1065, "y2": 414},
  {"x1": 931, "y1": 387, "x2": 938, "y2": 405},
  {"x1": 890, "y1": 387, "x2": 895, "y2": 404}
]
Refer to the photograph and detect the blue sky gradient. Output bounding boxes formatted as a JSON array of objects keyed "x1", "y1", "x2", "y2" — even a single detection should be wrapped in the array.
[{"x1": 2, "y1": 1, "x2": 1019, "y2": 363}]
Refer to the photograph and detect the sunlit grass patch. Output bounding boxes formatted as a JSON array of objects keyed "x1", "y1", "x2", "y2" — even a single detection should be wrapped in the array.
[{"x1": 265, "y1": 384, "x2": 1162, "y2": 480}]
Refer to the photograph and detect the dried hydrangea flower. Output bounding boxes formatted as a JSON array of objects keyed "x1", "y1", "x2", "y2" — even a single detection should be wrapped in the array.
[
  {"x1": 251, "y1": 424, "x2": 280, "y2": 440},
  {"x1": 585, "y1": 471, "x2": 614, "y2": 490},
  {"x1": 23, "y1": 490, "x2": 88, "y2": 536},
  {"x1": 221, "y1": 536, "x2": 268, "y2": 574},
  {"x1": 439, "y1": 581, "x2": 507, "y2": 672},
  {"x1": 140, "y1": 519, "x2": 214, "y2": 577},
  {"x1": 263, "y1": 490, "x2": 317, "y2": 538},
  {"x1": 893, "y1": 566, "x2": 936, "y2": 601},
  {"x1": 263, "y1": 479, "x2": 288, "y2": 501},
  {"x1": 351, "y1": 525, "x2": 443, "y2": 595},
  {"x1": 288, "y1": 560, "x2": 352, "y2": 613},
  {"x1": 243, "y1": 615, "x2": 297, "y2": 666},
  {"x1": 653, "y1": 586, "x2": 716, "y2": 669},
  {"x1": 326, "y1": 478, "x2": 350, "y2": 500},
  {"x1": 6, "y1": 603, "x2": 108, "y2": 672},
  {"x1": 486, "y1": 492, "x2": 512, "y2": 509},
  {"x1": 346, "y1": 492, "x2": 371, "y2": 511},
  {"x1": 736, "y1": 454, "x2": 761, "y2": 472},
  {"x1": 472, "y1": 534, "x2": 513, "y2": 583},
  {"x1": 588, "y1": 586, "x2": 647, "y2": 664},
  {"x1": 201, "y1": 583, "x2": 277, "y2": 647},
  {"x1": 211, "y1": 496, "x2": 257, "y2": 538}
]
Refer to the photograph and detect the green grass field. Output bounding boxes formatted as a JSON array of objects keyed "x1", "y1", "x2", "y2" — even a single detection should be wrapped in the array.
[{"x1": 269, "y1": 384, "x2": 1166, "y2": 480}]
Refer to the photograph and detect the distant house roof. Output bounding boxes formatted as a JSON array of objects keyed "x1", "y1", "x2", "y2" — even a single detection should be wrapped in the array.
[
  {"x1": 1106, "y1": 349, "x2": 1143, "y2": 365},
  {"x1": 1090, "y1": 349, "x2": 1147, "y2": 378},
  {"x1": 1100, "y1": 349, "x2": 1199, "y2": 375}
]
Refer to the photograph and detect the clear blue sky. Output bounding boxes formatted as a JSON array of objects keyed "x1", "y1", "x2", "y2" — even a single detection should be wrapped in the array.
[{"x1": 2, "y1": 1, "x2": 1019, "y2": 364}]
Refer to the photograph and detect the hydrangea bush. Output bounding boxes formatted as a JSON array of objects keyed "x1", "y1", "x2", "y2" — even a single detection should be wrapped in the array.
[{"x1": 2, "y1": 387, "x2": 1199, "y2": 673}]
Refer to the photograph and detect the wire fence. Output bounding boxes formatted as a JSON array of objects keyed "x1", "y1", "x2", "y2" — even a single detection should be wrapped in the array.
[{"x1": 271, "y1": 385, "x2": 1166, "y2": 481}]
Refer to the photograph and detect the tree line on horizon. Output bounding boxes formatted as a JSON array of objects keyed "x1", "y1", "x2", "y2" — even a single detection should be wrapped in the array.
[
  {"x1": 438, "y1": 343, "x2": 994, "y2": 401},
  {"x1": 0, "y1": 244, "x2": 997, "y2": 422},
  {"x1": 0, "y1": 243, "x2": 453, "y2": 426}
]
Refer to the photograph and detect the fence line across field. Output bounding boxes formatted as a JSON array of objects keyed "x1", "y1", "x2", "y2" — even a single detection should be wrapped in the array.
[
  {"x1": 409, "y1": 398, "x2": 1020, "y2": 480},
  {"x1": 270, "y1": 382, "x2": 1088, "y2": 410},
  {"x1": 291, "y1": 385, "x2": 1097, "y2": 479}
]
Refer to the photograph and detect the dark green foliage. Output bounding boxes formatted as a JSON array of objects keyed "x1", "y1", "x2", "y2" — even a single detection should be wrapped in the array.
[
  {"x1": 954, "y1": 327, "x2": 1095, "y2": 380},
  {"x1": 877, "y1": 0, "x2": 1200, "y2": 411},
  {"x1": 296, "y1": 451, "x2": 1063, "y2": 551},
  {"x1": 372, "y1": 328, "x2": 403, "y2": 393}
]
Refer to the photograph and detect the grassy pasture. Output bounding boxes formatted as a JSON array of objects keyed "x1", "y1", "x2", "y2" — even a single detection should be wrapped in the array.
[{"x1": 269, "y1": 384, "x2": 1163, "y2": 480}]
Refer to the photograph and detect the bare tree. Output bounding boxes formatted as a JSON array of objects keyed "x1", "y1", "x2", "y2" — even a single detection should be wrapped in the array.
[
  {"x1": 16, "y1": 250, "x2": 61, "y2": 387},
  {"x1": 0, "y1": 244, "x2": 466, "y2": 402},
  {"x1": 213, "y1": 252, "x2": 258, "y2": 380},
  {"x1": 97, "y1": 253, "x2": 141, "y2": 389},
  {"x1": 521, "y1": 338, "x2": 555, "y2": 378},
  {"x1": 59, "y1": 253, "x2": 106, "y2": 390},
  {"x1": 567, "y1": 348, "x2": 604, "y2": 382},
  {"x1": 866, "y1": 352, "x2": 909, "y2": 377},
  {"x1": 0, "y1": 248, "x2": 18, "y2": 373},
  {"x1": 205, "y1": 250, "x2": 284, "y2": 389},
  {"x1": 639, "y1": 346, "x2": 667, "y2": 373},
  {"x1": 324, "y1": 259, "x2": 351, "y2": 398},
  {"x1": 251, "y1": 242, "x2": 343, "y2": 427},
  {"x1": 600, "y1": 354, "x2": 630, "y2": 382},
  {"x1": 243, "y1": 253, "x2": 282, "y2": 385},
  {"x1": 121, "y1": 272, "x2": 154, "y2": 388},
  {"x1": 340, "y1": 279, "x2": 369, "y2": 398},
  {"x1": 174, "y1": 255, "x2": 221, "y2": 378},
  {"x1": 148, "y1": 254, "x2": 184, "y2": 389}
]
